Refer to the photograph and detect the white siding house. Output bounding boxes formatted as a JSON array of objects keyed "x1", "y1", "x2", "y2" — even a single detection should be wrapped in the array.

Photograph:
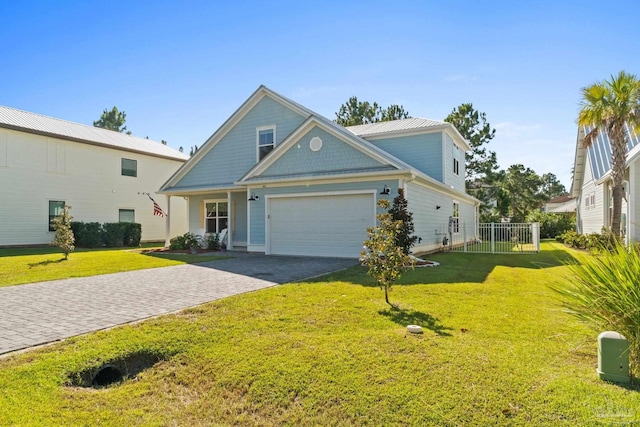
[
  {"x1": 0, "y1": 106, "x2": 188, "y2": 246},
  {"x1": 572, "y1": 125, "x2": 634, "y2": 238}
]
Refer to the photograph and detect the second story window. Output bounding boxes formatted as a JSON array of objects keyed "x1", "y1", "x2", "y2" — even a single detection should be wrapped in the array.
[
  {"x1": 257, "y1": 126, "x2": 276, "y2": 161},
  {"x1": 121, "y1": 158, "x2": 137, "y2": 177},
  {"x1": 453, "y1": 158, "x2": 460, "y2": 175}
]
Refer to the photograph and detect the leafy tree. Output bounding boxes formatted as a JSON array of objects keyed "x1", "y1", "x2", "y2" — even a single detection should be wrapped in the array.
[
  {"x1": 93, "y1": 106, "x2": 132, "y2": 135},
  {"x1": 361, "y1": 199, "x2": 413, "y2": 307},
  {"x1": 578, "y1": 70, "x2": 640, "y2": 237},
  {"x1": 500, "y1": 164, "x2": 545, "y2": 222},
  {"x1": 335, "y1": 96, "x2": 410, "y2": 126},
  {"x1": 388, "y1": 188, "x2": 419, "y2": 254},
  {"x1": 539, "y1": 173, "x2": 566, "y2": 200},
  {"x1": 444, "y1": 103, "x2": 497, "y2": 187},
  {"x1": 50, "y1": 205, "x2": 75, "y2": 260}
]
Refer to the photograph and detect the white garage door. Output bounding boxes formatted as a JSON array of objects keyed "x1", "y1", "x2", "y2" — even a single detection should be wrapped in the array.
[{"x1": 268, "y1": 193, "x2": 375, "y2": 258}]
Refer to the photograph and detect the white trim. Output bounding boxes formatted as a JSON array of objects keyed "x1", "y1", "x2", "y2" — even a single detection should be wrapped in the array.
[
  {"x1": 227, "y1": 191, "x2": 232, "y2": 249},
  {"x1": 203, "y1": 198, "x2": 228, "y2": 232},
  {"x1": 256, "y1": 124, "x2": 276, "y2": 163},
  {"x1": 247, "y1": 244, "x2": 265, "y2": 253},
  {"x1": 246, "y1": 188, "x2": 252, "y2": 247},
  {"x1": 160, "y1": 85, "x2": 311, "y2": 192},
  {"x1": 238, "y1": 116, "x2": 411, "y2": 182},
  {"x1": 240, "y1": 170, "x2": 408, "y2": 186},
  {"x1": 630, "y1": 162, "x2": 636, "y2": 242},
  {"x1": 265, "y1": 189, "x2": 376, "y2": 255}
]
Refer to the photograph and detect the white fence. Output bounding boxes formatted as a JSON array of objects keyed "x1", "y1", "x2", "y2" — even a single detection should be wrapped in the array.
[{"x1": 446, "y1": 222, "x2": 540, "y2": 254}]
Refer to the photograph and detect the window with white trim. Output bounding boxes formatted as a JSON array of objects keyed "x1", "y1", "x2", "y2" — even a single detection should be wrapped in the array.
[
  {"x1": 119, "y1": 209, "x2": 135, "y2": 223},
  {"x1": 204, "y1": 200, "x2": 228, "y2": 234},
  {"x1": 121, "y1": 158, "x2": 137, "y2": 177},
  {"x1": 452, "y1": 201, "x2": 460, "y2": 233},
  {"x1": 49, "y1": 200, "x2": 65, "y2": 231},
  {"x1": 453, "y1": 158, "x2": 460, "y2": 175},
  {"x1": 257, "y1": 126, "x2": 275, "y2": 161}
]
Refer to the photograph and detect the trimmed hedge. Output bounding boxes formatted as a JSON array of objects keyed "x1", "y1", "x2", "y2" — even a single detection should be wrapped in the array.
[{"x1": 70, "y1": 221, "x2": 142, "y2": 248}]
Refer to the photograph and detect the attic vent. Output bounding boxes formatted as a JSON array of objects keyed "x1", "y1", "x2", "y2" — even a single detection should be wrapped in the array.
[{"x1": 309, "y1": 137, "x2": 323, "y2": 152}]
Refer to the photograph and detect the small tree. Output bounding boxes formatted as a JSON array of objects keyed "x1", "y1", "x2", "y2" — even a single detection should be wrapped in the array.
[
  {"x1": 361, "y1": 199, "x2": 413, "y2": 307},
  {"x1": 50, "y1": 205, "x2": 75, "y2": 260},
  {"x1": 388, "y1": 188, "x2": 419, "y2": 255}
]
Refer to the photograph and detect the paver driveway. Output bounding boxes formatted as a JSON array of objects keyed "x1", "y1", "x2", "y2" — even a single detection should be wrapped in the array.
[{"x1": 0, "y1": 253, "x2": 355, "y2": 355}]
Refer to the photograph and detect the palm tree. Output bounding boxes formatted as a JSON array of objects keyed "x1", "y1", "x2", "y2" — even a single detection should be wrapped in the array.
[{"x1": 578, "y1": 71, "x2": 640, "y2": 237}]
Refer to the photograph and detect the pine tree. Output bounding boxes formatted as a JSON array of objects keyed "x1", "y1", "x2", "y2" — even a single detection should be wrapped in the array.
[{"x1": 388, "y1": 188, "x2": 419, "y2": 255}]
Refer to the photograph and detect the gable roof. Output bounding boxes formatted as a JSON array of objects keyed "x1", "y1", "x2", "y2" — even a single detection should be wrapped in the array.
[
  {"x1": 237, "y1": 115, "x2": 414, "y2": 183},
  {"x1": 571, "y1": 123, "x2": 640, "y2": 196},
  {"x1": 0, "y1": 105, "x2": 187, "y2": 161},
  {"x1": 347, "y1": 117, "x2": 471, "y2": 150}
]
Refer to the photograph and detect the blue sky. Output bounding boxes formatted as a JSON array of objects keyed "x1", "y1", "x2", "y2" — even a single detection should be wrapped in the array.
[{"x1": 2, "y1": 1, "x2": 639, "y2": 189}]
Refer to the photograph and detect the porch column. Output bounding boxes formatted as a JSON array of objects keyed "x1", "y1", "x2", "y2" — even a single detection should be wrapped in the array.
[
  {"x1": 164, "y1": 195, "x2": 171, "y2": 248},
  {"x1": 227, "y1": 191, "x2": 233, "y2": 250}
]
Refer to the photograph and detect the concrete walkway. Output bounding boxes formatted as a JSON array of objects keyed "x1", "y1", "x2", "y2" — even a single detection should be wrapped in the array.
[{"x1": 0, "y1": 253, "x2": 355, "y2": 355}]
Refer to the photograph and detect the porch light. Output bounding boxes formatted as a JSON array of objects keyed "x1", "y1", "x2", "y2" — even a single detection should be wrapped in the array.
[
  {"x1": 248, "y1": 192, "x2": 259, "y2": 201},
  {"x1": 380, "y1": 185, "x2": 390, "y2": 195}
]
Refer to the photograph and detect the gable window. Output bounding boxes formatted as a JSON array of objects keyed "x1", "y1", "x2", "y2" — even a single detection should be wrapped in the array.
[
  {"x1": 453, "y1": 158, "x2": 460, "y2": 175},
  {"x1": 121, "y1": 158, "x2": 137, "y2": 177},
  {"x1": 49, "y1": 200, "x2": 65, "y2": 231},
  {"x1": 204, "y1": 200, "x2": 228, "y2": 234},
  {"x1": 452, "y1": 201, "x2": 460, "y2": 234},
  {"x1": 257, "y1": 126, "x2": 276, "y2": 161},
  {"x1": 119, "y1": 209, "x2": 135, "y2": 223}
]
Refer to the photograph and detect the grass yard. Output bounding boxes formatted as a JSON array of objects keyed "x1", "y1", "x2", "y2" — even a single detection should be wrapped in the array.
[
  {"x1": 0, "y1": 241, "x2": 639, "y2": 425},
  {"x1": 0, "y1": 246, "x2": 231, "y2": 288}
]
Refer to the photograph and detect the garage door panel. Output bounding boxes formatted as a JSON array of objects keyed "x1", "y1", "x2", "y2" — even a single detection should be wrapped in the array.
[{"x1": 268, "y1": 194, "x2": 374, "y2": 258}]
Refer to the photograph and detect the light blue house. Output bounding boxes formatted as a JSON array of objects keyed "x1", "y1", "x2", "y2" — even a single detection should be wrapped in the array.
[{"x1": 159, "y1": 86, "x2": 479, "y2": 258}]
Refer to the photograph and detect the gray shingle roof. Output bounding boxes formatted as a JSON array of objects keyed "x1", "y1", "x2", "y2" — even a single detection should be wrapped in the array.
[
  {"x1": 0, "y1": 105, "x2": 188, "y2": 161},
  {"x1": 346, "y1": 117, "x2": 447, "y2": 137}
]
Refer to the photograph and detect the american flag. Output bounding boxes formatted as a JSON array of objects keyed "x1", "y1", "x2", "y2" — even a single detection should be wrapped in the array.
[{"x1": 145, "y1": 193, "x2": 166, "y2": 217}]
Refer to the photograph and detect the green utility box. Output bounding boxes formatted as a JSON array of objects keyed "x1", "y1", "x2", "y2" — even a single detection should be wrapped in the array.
[{"x1": 597, "y1": 331, "x2": 630, "y2": 384}]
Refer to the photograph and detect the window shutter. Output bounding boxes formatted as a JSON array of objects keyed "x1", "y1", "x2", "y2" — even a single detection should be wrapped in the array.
[{"x1": 200, "y1": 202, "x2": 205, "y2": 228}]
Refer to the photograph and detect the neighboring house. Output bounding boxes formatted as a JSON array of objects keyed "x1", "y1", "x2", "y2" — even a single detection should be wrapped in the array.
[
  {"x1": 159, "y1": 85, "x2": 479, "y2": 258},
  {"x1": 571, "y1": 124, "x2": 640, "y2": 239},
  {"x1": 543, "y1": 194, "x2": 576, "y2": 213},
  {"x1": 0, "y1": 106, "x2": 188, "y2": 246}
]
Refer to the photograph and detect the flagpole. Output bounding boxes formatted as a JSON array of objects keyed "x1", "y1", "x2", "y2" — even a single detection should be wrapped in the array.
[{"x1": 165, "y1": 195, "x2": 171, "y2": 248}]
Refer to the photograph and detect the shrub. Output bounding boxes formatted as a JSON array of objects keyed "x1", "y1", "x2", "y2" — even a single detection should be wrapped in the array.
[
  {"x1": 122, "y1": 223, "x2": 142, "y2": 247},
  {"x1": 50, "y1": 205, "x2": 75, "y2": 260},
  {"x1": 526, "y1": 211, "x2": 575, "y2": 239},
  {"x1": 103, "y1": 223, "x2": 126, "y2": 247},
  {"x1": 170, "y1": 232, "x2": 202, "y2": 250},
  {"x1": 553, "y1": 243, "x2": 640, "y2": 377},
  {"x1": 71, "y1": 222, "x2": 103, "y2": 248},
  {"x1": 206, "y1": 233, "x2": 221, "y2": 250}
]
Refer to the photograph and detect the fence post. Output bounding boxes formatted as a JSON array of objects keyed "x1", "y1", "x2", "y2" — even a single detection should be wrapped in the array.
[
  {"x1": 463, "y1": 223, "x2": 467, "y2": 252},
  {"x1": 533, "y1": 222, "x2": 540, "y2": 252},
  {"x1": 491, "y1": 223, "x2": 495, "y2": 254}
]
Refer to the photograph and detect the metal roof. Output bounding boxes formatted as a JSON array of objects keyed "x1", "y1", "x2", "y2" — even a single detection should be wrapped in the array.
[
  {"x1": 0, "y1": 105, "x2": 188, "y2": 161},
  {"x1": 583, "y1": 123, "x2": 640, "y2": 182},
  {"x1": 346, "y1": 117, "x2": 448, "y2": 137}
]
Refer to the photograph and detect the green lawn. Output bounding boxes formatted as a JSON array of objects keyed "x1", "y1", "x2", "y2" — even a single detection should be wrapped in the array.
[
  {"x1": 0, "y1": 246, "x2": 230, "y2": 287},
  {"x1": 0, "y1": 242, "x2": 638, "y2": 425}
]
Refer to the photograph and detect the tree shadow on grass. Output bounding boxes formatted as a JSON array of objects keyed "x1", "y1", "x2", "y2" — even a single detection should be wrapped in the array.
[
  {"x1": 379, "y1": 306, "x2": 452, "y2": 336},
  {"x1": 28, "y1": 258, "x2": 66, "y2": 268}
]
